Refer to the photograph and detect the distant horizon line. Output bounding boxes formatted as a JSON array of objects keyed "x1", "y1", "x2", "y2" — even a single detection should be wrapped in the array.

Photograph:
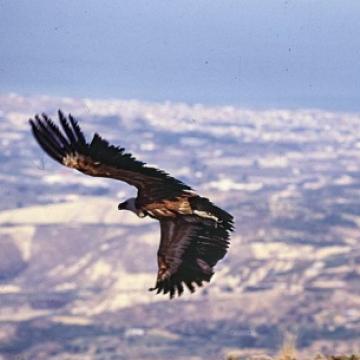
[{"x1": 1, "y1": 91, "x2": 360, "y2": 115}]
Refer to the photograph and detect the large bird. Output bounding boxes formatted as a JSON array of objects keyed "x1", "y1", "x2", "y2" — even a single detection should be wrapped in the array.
[{"x1": 29, "y1": 111, "x2": 234, "y2": 298}]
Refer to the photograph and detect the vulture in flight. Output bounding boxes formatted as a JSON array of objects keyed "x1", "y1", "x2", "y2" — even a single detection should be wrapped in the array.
[{"x1": 29, "y1": 111, "x2": 234, "y2": 298}]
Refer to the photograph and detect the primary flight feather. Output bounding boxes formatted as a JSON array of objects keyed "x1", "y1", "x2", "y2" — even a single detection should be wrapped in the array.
[{"x1": 30, "y1": 111, "x2": 234, "y2": 298}]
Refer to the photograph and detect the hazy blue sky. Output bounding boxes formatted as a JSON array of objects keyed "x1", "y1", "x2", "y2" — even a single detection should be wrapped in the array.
[{"x1": 1, "y1": 1, "x2": 359, "y2": 110}]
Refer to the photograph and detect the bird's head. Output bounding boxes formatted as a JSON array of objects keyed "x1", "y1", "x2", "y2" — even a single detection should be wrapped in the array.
[
  {"x1": 118, "y1": 197, "x2": 146, "y2": 218},
  {"x1": 118, "y1": 197, "x2": 141, "y2": 215},
  {"x1": 118, "y1": 200, "x2": 128, "y2": 211}
]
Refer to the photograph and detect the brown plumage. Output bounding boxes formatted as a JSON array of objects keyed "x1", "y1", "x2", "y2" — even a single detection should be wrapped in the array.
[{"x1": 29, "y1": 111, "x2": 234, "y2": 298}]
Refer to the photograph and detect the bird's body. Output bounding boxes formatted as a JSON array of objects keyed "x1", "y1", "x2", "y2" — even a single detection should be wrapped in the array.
[{"x1": 30, "y1": 112, "x2": 234, "y2": 298}]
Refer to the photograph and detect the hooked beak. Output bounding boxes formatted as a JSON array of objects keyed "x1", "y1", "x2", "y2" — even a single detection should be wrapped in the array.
[{"x1": 118, "y1": 201, "x2": 127, "y2": 210}]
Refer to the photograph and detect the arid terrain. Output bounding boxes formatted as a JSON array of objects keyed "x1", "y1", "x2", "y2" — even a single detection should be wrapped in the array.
[{"x1": 0, "y1": 93, "x2": 359, "y2": 359}]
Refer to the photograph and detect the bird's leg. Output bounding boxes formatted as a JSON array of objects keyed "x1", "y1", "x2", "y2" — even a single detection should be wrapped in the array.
[
  {"x1": 148, "y1": 256, "x2": 170, "y2": 292},
  {"x1": 157, "y1": 256, "x2": 170, "y2": 281}
]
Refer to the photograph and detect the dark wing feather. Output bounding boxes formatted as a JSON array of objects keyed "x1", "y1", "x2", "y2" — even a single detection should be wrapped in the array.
[
  {"x1": 29, "y1": 111, "x2": 191, "y2": 203},
  {"x1": 151, "y1": 210, "x2": 232, "y2": 299}
]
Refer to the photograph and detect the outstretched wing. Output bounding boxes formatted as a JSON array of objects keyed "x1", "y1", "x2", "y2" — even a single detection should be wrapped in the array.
[
  {"x1": 151, "y1": 212, "x2": 233, "y2": 299},
  {"x1": 29, "y1": 111, "x2": 191, "y2": 203}
]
